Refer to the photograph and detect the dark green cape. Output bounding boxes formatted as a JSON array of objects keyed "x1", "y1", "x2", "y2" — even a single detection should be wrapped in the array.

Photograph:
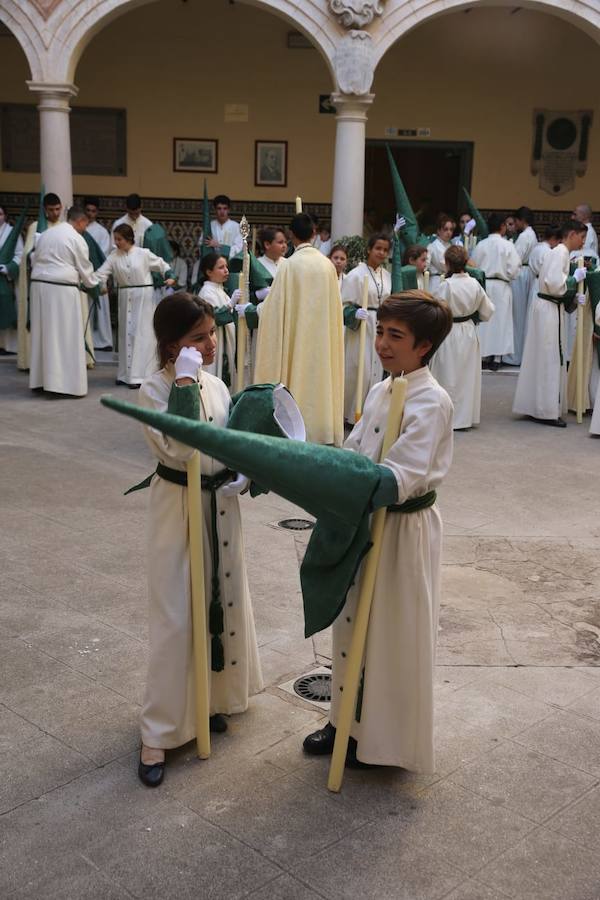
[
  {"x1": 226, "y1": 251, "x2": 272, "y2": 298},
  {"x1": 143, "y1": 223, "x2": 173, "y2": 289},
  {"x1": 101, "y1": 395, "x2": 387, "y2": 637},
  {"x1": 386, "y1": 145, "x2": 431, "y2": 254}
]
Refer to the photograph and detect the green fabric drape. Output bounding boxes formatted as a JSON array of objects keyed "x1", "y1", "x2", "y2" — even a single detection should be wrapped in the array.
[
  {"x1": 143, "y1": 223, "x2": 173, "y2": 289},
  {"x1": 461, "y1": 188, "x2": 489, "y2": 239},
  {"x1": 0, "y1": 207, "x2": 27, "y2": 330}
]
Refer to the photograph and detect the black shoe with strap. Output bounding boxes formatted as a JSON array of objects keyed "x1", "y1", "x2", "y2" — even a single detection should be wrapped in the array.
[{"x1": 138, "y1": 748, "x2": 165, "y2": 788}]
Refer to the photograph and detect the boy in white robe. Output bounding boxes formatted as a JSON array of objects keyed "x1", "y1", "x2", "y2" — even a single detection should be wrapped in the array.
[
  {"x1": 513, "y1": 219, "x2": 587, "y2": 427},
  {"x1": 257, "y1": 226, "x2": 288, "y2": 280},
  {"x1": 303, "y1": 291, "x2": 454, "y2": 772},
  {"x1": 111, "y1": 193, "x2": 153, "y2": 248},
  {"x1": 200, "y1": 194, "x2": 242, "y2": 260},
  {"x1": 504, "y1": 206, "x2": 538, "y2": 366},
  {"x1": 572, "y1": 203, "x2": 598, "y2": 265},
  {"x1": 471, "y1": 213, "x2": 521, "y2": 370},
  {"x1": 29, "y1": 207, "x2": 100, "y2": 397},
  {"x1": 84, "y1": 196, "x2": 113, "y2": 350},
  {"x1": 430, "y1": 245, "x2": 495, "y2": 429}
]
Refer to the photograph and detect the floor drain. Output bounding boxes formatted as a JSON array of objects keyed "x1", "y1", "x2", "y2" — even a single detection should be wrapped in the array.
[
  {"x1": 278, "y1": 518, "x2": 315, "y2": 531},
  {"x1": 293, "y1": 671, "x2": 332, "y2": 703}
]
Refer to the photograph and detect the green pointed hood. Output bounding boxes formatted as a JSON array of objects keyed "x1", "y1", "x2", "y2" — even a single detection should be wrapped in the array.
[
  {"x1": 386, "y1": 145, "x2": 419, "y2": 246},
  {"x1": 0, "y1": 207, "x2": 27, "y2": 267},
  {"x1": 143, "y1": 223, "x2": 172, "y2": 263},
  {"x1": 462, "y1": 188, "x2": 489, "y2": 239},
  {"x1": 101, "y1": 394, "x2": 384, "y2": 636},
  {"x1": 391, "y1": 232, "x2": 403, "y2": 293},
  {"x1": 37, "y1": 185, "x2": 48, "y2": 233}
]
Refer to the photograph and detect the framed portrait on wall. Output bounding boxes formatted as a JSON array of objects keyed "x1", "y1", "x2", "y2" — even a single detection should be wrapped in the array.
[
  {"x1": 255, "y1": 140, "x2": 288, "y2": 187},
  {"x1": 173, "y1": 138, "x2": 218, "y2": 173}
]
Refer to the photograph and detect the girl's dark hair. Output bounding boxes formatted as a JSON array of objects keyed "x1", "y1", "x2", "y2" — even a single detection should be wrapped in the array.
[
  {"x1": 403, "y1": 243, "x2": 428, "y2": 265},
  {"x1": 329, "y1": 243, "x2": 348, "y2": 258},
  {"x1": 436, "y1": 212, "x2": 455, "y2": 232},
  {"x1": 114, "y1": 223, "x2": 135, "y2": 244},
  {"x1": 200, "y1": 252, "x2": 226, "y2": 279},
  {"x1": 377, "y1": 291, "x2": 453, "y2": 364},
  {"x1": 514, "y1": 206, "x2": 534, "y2": 226},
  {"x1": 367, "y1": 232, "x2": 391, "y2": 252},
  {"x1": 153, "y1": 293, "x2": 215, "y2": 368},
  {"x1": 445, "y1": 244, "x2": 468, "y2": 273},
  {"x1": 259, "y1": 226, "x2": 286, "y2": 247}
]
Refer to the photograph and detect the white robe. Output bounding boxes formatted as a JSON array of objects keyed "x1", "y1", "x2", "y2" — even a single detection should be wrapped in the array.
[
  {"x1": 472, "y1": 233, "x2": 521, "y2": 357},
  {"x1": 96, "y1": 247, "x2": 170, "y2": 385},
  {"x1": 505, "y1": 226, "x2": 538, "y2": 366},
  {"x1": 513, "y1": 243, "x2": 571, "y2": 420},
  {"x1": 111, "y1": 213, "x2": 153, "y2": 248},
  {"x1": 198, "y1": 281, "x2": 237, "y2": 386},
  {"x1": 427, "y1": 238, "x2": 451, "y2": 294},
  {"x1": 85, "y1": 221, "x2": 113, "y2": 349},
  {"x1": 589, "y1": 304, "x2": 600, "y2": 435},
  {"x1": 342, "y1": 262, "x2": 391, "y2": 422},
  {"x1": 29, "y1": 222, "x2": 99, "y2": 396},
  {"x1": 138, "y1": 367, "x2": 263, "y2": 748},
  {"x1": 199, "y1": 220, "x2": 243, "y2": 259},
  {"x1": 170, "y1": 257, "x2": 188, "y2": 290},
  {"x1": 17, "y1": 219, "x2": 60, "y2": 370},
  {"x1": 430, "y1": 274, "x2": 495, "y2": 429},
  {"x1": 0, "y1": 222, "x2": 24, "y2": 352},
  {"x1": 570, "y1": 223, "x2": 599, "y2": 265},
  {"x1": 330, "y1": 368, "x2": 454, "y2": 771}
]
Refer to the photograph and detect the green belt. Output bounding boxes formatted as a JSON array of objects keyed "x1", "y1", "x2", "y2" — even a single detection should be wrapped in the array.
[
  {"x1": 125, "y1": 462, "x2": 234, "y2": 673},
  {"x1": 453, "y1": 313, "x2": 480, "y2": 324},
  {"x1": 388, "y1": 490, "x2": 437, "y2": 513},
  {"x1": 30, "y1": 278, "x2": 79, "y2": 288},
  {"x1": 538, "y1": 292, "x2": 567, "y2": 365}
]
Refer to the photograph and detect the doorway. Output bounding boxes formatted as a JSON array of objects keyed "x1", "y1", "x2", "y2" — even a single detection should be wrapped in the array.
[{"x1": 365, "y1": 140, "x2": 474, "y2": 235}]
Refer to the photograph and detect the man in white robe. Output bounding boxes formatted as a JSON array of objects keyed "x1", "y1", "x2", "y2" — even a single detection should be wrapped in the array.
[
  {"x1": 84, "y1": 196, "x2": 113, "y2": 350},
  {"x1": 199, "y1": 194, "x2": 242, "y2": 260},
  {"x1": 112, "y1": 193, "x2": 153, "y2": 248},
  {"x1": 17, "y1": 193, "x2": 63, "y2": 370},
  {"x1": 471, "y1": 213, "x2": 521, "y2": 369},
  {"x1": 513, "y1": 220, "x2": 587, "y2": 426},
  {"x1": 29, "y1": 207, "x2": 100, "y2": 397},
  {"x1": 504, "y1": 206, "x2": 538, "y2": 366}
]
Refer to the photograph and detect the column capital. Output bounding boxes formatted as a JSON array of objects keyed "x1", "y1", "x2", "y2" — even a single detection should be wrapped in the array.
[
  {"x1": 331, "y1": 93, "x2": 374, "y2": 122},
  {"x1": 26, "y1": 82, "x2": 79, "y2": 109}
]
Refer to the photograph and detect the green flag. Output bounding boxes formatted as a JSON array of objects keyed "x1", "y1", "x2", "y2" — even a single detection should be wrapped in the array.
[{"x1": 37, "y1": 185, "x2": 48, "y2": 234}]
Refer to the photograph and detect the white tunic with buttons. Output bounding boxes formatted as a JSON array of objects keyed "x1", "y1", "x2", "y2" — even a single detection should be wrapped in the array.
[
  {"x1": 341, "y1": 261, "x2": 391, "y2": 422},
  {"x1": 198, "y1": 280, "x2": 237, "y2": 387},
  {"x1": 138, "y1": 367, "x2": 263, "y2": 749},
  {"x1": 96, "y1": 246, "x2": 170, "y2": 385},
  {"x1": 330, "y1": 368, "x2": 454, "y2": 772}
]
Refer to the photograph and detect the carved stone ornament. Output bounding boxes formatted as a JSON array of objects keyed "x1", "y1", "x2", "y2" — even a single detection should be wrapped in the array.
[
  {"x1": 27, "y1": 0, "x2": 63, "y2": 20},
  {"x1": 329, "y1": 0, "x2": 384, "y2": 29},
  {"x1": 334, "y1": 31, "x2": 375, "y2": 95}
]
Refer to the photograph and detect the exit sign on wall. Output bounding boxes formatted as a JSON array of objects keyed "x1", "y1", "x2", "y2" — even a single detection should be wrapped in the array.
[{"x1": 385, "y1": 127, "x2": 432, "y2": 137}]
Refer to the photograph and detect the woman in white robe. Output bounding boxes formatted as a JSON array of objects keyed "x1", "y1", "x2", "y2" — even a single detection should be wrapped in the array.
[
  {"x1": 137, "y1": 294, "x2": 262, "y2": 785},
  {"x1": 0, "y1": 205, "x2": 24, "y2": 353},
  {"x1": 96, "y1": 224, "x2": 174, "y2": 387},
  {"x1": 504, "y1": 211, "x2": 538, "y2": 366},
  {"x1": 471, "y1": 218, "x2": 521, "y2": 365},
  {"x1": 342, "y1": 234, "x2": 391, "y2": 422},
  {"x1": 430, "y1": 248, "x2": 495, "y2": 429},
  {"x1": 427, "y1": 214, "x2": 456, "y2": 294},
  {"x1": 513, "y1": 225, "x2": 587, "y2": 424},
  {"x1": 198, "y1": 253, "x2": 237, "y2": 387}
]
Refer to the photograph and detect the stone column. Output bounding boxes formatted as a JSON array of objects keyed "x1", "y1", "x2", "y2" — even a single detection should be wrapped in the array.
[
  {"x1": 27, "y1": 82, "x2": 78, "y2": 209},
  {"x1": 330, "y1": 93, "x2": 374, "y2": 240}
]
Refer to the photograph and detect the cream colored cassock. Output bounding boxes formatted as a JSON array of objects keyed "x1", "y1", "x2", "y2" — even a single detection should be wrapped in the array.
[
  {"x1": 0, "y1": 222, "x2": 24, "y2": 352},
  {"x1": 504, "y1": 226, "x2": 538, "y2": 366},
  {"x1": 85, "y1": 220, "x2": 113, "y2": 350},
  {"x1": 17, "y1": 219, "x2": 60, "y2": 370},
  {"x1": 138, "y1": 367, "x2": 263, "y2": 748},
  {"x1": 254, "y1": 243, "x2": 345, "y2": 445},
  {"x1": 330, "y1": 368, "x2": 454, "y2": 771},
  {"x1": 29, "y1": 222, "x2": 100, "y2": 396},
  {"x1": 589, "y1": 303, "x2": 600, "y2": 435},
  {"x1": 471, "y1": 234, "x2": 521, "y2": 357},
  {"x1": 96, "y1": 246, "x2": 170, "y2": 386},
  {"x1": 427, "y1": 238, "x2": 451, "y2": 295},
  {"x1": 513, "y1": 243, "x2": 571, "y2": 421},
  {"x1": 198, "y1": 281, "x2": 237, "y2": 386},
  {"x1": 341, "y1": 261, "x2": 391, "y2": 422},
  {"x1": 430, "y1": 273, "x2": 495, "y2": 429}
]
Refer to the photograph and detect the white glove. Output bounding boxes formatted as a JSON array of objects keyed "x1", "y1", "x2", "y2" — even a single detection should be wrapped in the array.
[
  {"x1": 230, "y1": 288, "x2": 243, "y2": 305},
  {"x1": 464, "y1": 218, "x2": 477, "y2": 235},
  {"x1": 0, "y1": 265, "x2": 7, "y2": 274},
  {"x1": 235, "y1": 303, "x2": 251, "y2": 317},
  {"x1": 220, "y1": 473, "x2": 250, "y2": 497},
  {"x1": 355, "y1": 307, "x2": 369, "y2": 321},
  {"x1": 576, "y1": 293, "x2": 586, "y2": 305},
  {"x1": 174, "y1": 346, "x2": 203, "y2": 381},
  {"x1": 394, "y1": 214, "x2": 406, "y2": 232},
  {"x1": 164, "y1": 287, "x2": 174, "y2": 297},
  {"x1": 255, "y1": 286, "x2": 270, "y2": 302},
  {"x1": 574, "y1": 267, "x2": 587, "y2": 283}
]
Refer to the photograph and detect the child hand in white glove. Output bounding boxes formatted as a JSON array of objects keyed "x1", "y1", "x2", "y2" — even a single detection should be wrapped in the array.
[
  {"x1": 355, "y1": 307, "x2": 369, "y2": 321},
  {"x1": 220, "y1": 473, "x2": 250, "y2": 497},
  {"x1": 574, "y1": 267, "x2": 587, "y2": 283},
  {"x1": 174, "y1": 346, "x2": 203, "y2": 382}
]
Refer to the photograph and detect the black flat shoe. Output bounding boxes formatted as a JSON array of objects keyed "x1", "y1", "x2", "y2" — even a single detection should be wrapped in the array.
[
  {"x1": 138, "y1": 749, "x2": 165, "y2": 787},
  {"x1": 534, "y1": 417, "x2": 567, "y2": 428},
  {"x1": 345, "y1": 737, "x2": 377, "y2": 769},
  {"x1": 210, "y1": 714, "x2": 228, "y2": 733},
  {"x1": 303, "y1": 721, "x2": 336, "y2": 755}
]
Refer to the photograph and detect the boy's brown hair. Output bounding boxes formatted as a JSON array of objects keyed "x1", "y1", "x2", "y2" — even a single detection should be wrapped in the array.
[
  {"x1": 444, "y1": 244, "x2": 468, "y2": 274},
  {"x1": 377, "y1": 291, "x2": 453, "y2": 364},
  {"x1": 403, "y1": 243, "x2": 428, "y2": 266}
]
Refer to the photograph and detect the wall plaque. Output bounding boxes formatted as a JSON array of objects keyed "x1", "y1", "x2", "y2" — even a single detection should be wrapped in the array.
[{"x1": 531, "y1": 109, "x2": 593, "y2": 196}]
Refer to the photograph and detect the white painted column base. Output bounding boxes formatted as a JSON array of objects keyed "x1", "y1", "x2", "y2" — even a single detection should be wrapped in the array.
[
  {"x1": 27, "y1": 81, "x2": 78, "y2": 210},
  {"x1": 330, "y1": 92, "x2": 374, "y2": 241}
]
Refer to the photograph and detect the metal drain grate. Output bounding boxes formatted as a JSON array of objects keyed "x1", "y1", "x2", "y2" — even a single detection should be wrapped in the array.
[
  {"x1": 278, "y1": 518, "x2": 315, "y2": 531},
  {"x1": 293, "y1": 671, "x2": 332, "y2": 703}
]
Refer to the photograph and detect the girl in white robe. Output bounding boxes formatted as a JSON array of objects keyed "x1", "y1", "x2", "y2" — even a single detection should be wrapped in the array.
[
  {"x1": 427, "y1": 214, "x2": 456, "y2": 294},
  {"x1": 198, "y1": 253, "x2": 237, "y2": 387},
  {"x1": 96, "y1": 224, "x2": 174, "y2": 387},
  {"x1": 329, "y1": 243, "x2": 348, "y2": 290},
  {"x1": 513, "y1": 223, "x2": 587, "y2": 425},
  {"x1": 0, "y1": 206, "x2": 24, "y2": 353},
  {"x1": 430, "y1": 246, "x2": 495, "y2": 429},
  {"x1": 342, "y1": 233, "x2": 392, "y2": 422},
  {"x1": 303, "y1": 294, "x2": 454, "y2": 771},
  {"x1": 471, "y1": 217, "x2": 521, "y2": 366},
  {"x1": 137, "y1": 294, "x2": 262, "y2": 785},
  {"x1": 504, "y1": 210, "x2": 538, "y2": 366}
]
